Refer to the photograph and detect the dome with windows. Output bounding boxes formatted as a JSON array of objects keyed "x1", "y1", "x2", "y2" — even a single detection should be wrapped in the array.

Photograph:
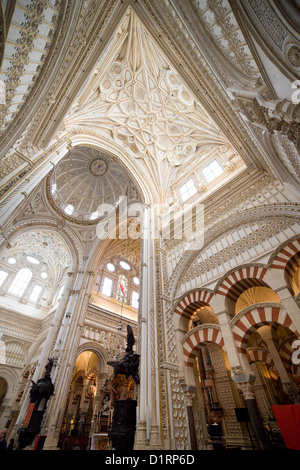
[
  {"x1": 47, "y1": 146, "x2": 142, "y2": 224},
  {"x1": 0, "y1": 230, "x2": 72, "y2": 318}
]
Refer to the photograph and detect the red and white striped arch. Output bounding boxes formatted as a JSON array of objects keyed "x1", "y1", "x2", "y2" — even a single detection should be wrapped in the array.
[
  {"x1": 182, "y1": 326, "x2": 224, "y2": 367},
  {"x1": 246, "y1": 347, "x2": 272, "y2": 366},
  {"x1": 174, "y1": 290, "x2": 214, "y2": 320},
  {"x1": 271, "y1": 238, "x2": 300, "y2": 272},
  {"x1": 232, "y1": 306, "x2": 299, "y2": 354},
  {"x1": 217, "y1": 266, "x2": 268, "y2": 301}
]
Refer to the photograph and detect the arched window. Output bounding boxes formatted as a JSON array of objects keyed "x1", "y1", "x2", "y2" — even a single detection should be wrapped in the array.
[
  {"x1": 8, "y1": 268, "x2": 32, "y2": 297},
  {"x1": 101, "y1": 277, "x2": 113, "y2": 297},
  {"x1": 29, "y1": 285, "x2": 43, "y2": 303}
]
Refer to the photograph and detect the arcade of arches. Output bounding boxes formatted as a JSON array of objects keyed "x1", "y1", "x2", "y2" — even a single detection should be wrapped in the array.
[{"x1": 0, "y1": 0, "x2": 300, "y2": 451}]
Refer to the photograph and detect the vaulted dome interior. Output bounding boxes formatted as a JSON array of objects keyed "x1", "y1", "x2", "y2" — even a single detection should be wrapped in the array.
[
  {"x1": 0, "y1": 0, "x2": 299, "y2": 453},
  {"x1": 46, "y1": 145, "x2": 143, "y2": 223}
]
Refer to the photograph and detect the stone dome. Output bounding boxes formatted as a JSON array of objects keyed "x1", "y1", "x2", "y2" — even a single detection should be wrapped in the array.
[{"x1": 47, "y1": 146, "x2": 142, "y2": 223}]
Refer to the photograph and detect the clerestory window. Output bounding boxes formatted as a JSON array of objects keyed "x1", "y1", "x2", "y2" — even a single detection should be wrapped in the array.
[{"x1": 8, "y1": 268, "x2": 32, "y2": 297}]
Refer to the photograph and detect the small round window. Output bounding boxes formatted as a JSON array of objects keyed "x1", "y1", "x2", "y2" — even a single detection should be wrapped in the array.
[
  {"x1": 119, "y1": 261, "x2": 130, "y2": 270},
  {"x1": 106, "y1": 263, "x2": 115, "y2": 272}
]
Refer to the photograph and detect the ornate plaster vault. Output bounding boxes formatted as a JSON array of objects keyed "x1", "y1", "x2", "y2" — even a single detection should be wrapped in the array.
[
  {"x1": 0, "y1": 0, "x2": 300, "y2": 452},
  {"x1": 47, "y1": 145, "x2": 143, "y2": 223}
]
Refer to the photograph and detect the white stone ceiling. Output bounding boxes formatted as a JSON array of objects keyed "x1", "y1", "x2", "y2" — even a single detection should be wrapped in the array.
[
  {"x1": 48, "y1": 146, "x2": 142, "y2": 223},
  {"x1": 0, "y1": 0, "x2": 63, "y2": 133},
  {"x1": 97, "y1": 227, "x2": 141, "y2": 274},
  {"x1": 64, "y1": 9, "x2": 243, "y2": 205},
  {"x1": 193, "y1": 0, "x2": 261, "y2": 83},
  {"x1": 1, "y1": 229, "x2": 71, "y2": 299}
]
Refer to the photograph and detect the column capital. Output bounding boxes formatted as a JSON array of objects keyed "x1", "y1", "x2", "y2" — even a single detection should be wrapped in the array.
[
  {"x1": 231, "y1": 367, "x2": 256, "y2": 400},
  {"x1": 235, "y1": 381, "x2": 256, "y2": 400},
  {"x1": 181, "y1": 384, "x2": 196, "y2": 406}
]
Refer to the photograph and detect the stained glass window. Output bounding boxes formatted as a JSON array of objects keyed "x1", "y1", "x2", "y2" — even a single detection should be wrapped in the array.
[{"x1": 116, "y1": 274, "x2": 128, "y2": 302}]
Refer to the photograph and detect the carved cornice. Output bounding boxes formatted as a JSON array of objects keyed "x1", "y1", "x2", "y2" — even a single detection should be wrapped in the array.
[{"x1": 0, "y1": 306, "x2": 42, "y2": 342}]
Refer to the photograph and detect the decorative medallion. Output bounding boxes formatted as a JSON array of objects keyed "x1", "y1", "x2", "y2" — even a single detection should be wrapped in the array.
[
  {"x1": 285, "y1": 44, "x2": 300, "y2": 70},
  {"x1": 89, "y1": 158, "x2": 108, "y2": 176}
]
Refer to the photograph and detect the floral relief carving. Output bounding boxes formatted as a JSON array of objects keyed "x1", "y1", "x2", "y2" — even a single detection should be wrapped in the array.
[
  {"x1": 64, "y1": 9, "x2": 241, "y2": 204},
  {"x1": 247, "y1": 0, "x2": 287, "y2": 49},
  {"x1": 0, "y1": 154, "x2": 25, "y2": 180}
]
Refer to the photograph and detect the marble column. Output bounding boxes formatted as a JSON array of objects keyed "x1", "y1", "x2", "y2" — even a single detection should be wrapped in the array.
[
  {"x1": 40, "y1": 269, "x2": 95, "y2": 449},
  {"x1": 258, "y1": 325, "x2": 300, "y2": 403},
  {"x1": 13, "y1": 271, "x2": 75, "y2": 434},
  {"x1": 134, "y1": 205, "x2": 151, "y2": 449},
  {"x1": 233, "y1": 373, "x2": 271, "y2": 450},
  {"x1": 182, "y1": 386, "x2": 198, "y2": 450}
]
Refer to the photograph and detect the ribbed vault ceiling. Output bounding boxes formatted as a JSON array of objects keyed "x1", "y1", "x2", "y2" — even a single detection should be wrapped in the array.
[{"x1": 64, "y1": 9, "x2": 244, "y2": 204}]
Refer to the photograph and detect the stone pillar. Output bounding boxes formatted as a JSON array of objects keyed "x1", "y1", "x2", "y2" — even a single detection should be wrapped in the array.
[
  {"x1": 276, "y1": 285, "x2": 300, "y2": 333},
  {"x1": 217, "y1": 310, "x2": 253, "y2": 374},
  {"x1": 149, "y1": 369, "x2": 160, "y2": 449},
  {"x1": 13, "y1": 271, "x2": 75, "y2": 433},
  {"x1": 40, "y1": 269, "x2": 95, "y2": 449},
  {"x1": 232, "y1": 373, "x2": 271, "y2": 450},
  {"x1": 258, "y1": 325, "x2": 300, "y2": 403},
  {"x1": 135, "y1": 205, "x2": 151, "y2": 449},
  {"x1": 182, "y1": 386, "x2": 198, "y2": 450},
  {"x1": 135, "y1": 204, "x2": 166, "y2": 450}
]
